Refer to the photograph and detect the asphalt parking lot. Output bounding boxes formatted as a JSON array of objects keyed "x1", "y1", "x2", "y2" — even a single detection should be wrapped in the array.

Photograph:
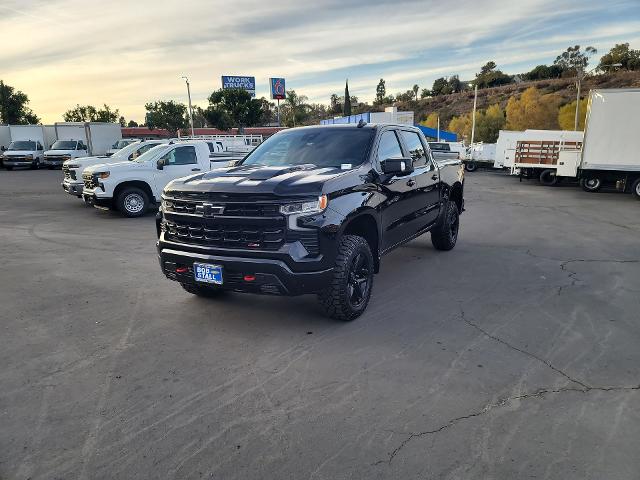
[{"x1": 1, "y1": 168, "x2": 639, "y2": 480}]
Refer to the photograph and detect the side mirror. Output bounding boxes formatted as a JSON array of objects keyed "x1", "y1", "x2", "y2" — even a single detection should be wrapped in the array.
[
  {"x1": 380, "y1": 157, "x2": 414, "y2": 176},
  {"x1": 157, "y1": 158, "x2": 165, "y2": 170}
]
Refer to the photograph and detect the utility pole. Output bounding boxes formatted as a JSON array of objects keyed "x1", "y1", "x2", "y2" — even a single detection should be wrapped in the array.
[
  {"x1": 470, "y1": 83, "x2": 478, "y2": 146},
  {"x1": 181, "y1": 76, "x2": 195, "y2": 137}
]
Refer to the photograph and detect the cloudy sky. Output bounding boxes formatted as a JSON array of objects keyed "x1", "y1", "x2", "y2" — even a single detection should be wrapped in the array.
[{"x1": 2, "y1": 0, "x2": 640, "y2": 123}]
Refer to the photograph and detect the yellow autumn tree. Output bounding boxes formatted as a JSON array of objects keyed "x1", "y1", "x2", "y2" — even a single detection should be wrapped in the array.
[
  {"x1": 420, "y1": 112, "x2": 439, "y2": 129},
  {"x1": 475, "y1": 104, "x2": 505, "y2": 143},
  {"x1": 506, "y1": 87, "x2": 560, "y2": 130},
  {"x1": 448, "y1": 113, "x2": 473, "y2": 142},
  {"x1": 558, "y1": 98, "x2": 588, "y2": 130}
]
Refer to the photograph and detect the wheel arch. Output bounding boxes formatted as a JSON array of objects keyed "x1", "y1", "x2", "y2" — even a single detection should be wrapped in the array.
[
  {"x1": 113, "y1": 180, "x2": 155, "y2": 204},
  {"x1": 340, "y1": 209, "x2": 381, "y2": 273}
]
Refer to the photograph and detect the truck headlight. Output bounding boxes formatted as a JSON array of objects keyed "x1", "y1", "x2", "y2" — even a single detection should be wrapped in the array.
[
  {"x1": 25, "y1": 154, "x2": 33, "y2": 159},
  {"x1": 96, "y1": 171, "x2": 110, "y2": 179},
  {"x1": 280, "y1": 195, "x2": 328, "y2": 215}
]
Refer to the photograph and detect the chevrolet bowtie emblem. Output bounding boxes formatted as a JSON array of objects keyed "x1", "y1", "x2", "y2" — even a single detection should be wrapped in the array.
[{"x1": 195, "y1": 203, "x2": 225, "y2": 216}]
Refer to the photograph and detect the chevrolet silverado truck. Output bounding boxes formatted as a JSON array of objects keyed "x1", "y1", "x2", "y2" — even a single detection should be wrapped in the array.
[
  {"x1": 82, "y1": 141, "x2": 211, "y2": 217},
  {"x1": 156, "y1": 123, "x2": 464, "y2": 320},
  {"x1": 62, "y1": 140, "x2": 165, "y2": 197}
]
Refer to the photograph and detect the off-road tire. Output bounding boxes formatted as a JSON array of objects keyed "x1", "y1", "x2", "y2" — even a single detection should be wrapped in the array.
[
  {"x1": 116, "y1": 187, "x2": 149, "y2": 217},
  {"x1": 318, "y1": 235, "x2": 374, "y2": 321},
  {"x1": 181, "y1": 282, "x2": 224, "y2": 298},
  {"x1": 539, "y1": 169, "x2": 558, "y2": 186},
  {"x1": 431, "y1": 200, "x2": 460, "y2": 251}
]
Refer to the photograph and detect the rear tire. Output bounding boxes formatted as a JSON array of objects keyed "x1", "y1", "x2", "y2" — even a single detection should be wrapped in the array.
[
  {"x1": 465, "y1": 162, "x2": 478, "y2": 172},
  {"x1": 181, "y1": 282, "x2": 224, "y2": 298},
  {"x1": 116, "y1": 187, "x2": 149, "y2": 217},
  {"x1": 632, "y1": 178, "x2": 640, "y2": 200},
  {"x1": 581, "y1": 177, "x2": 602, "y2": 192},
  {"x1": 318, "y1": 235, "x2": 374, "y2": 321},
  {"x1": 539, "y1": 169, "x2": 558, "y2": 186},
  {"x1": 431, "y1": 201, "x2": 460, "y2": 251}
]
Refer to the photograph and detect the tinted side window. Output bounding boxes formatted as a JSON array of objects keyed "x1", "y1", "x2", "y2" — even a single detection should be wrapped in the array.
[
  {"x1": 377, "y1": 131, "x2": 403, "y2": 162},
  {"x1": 400, "y1": 131, "x2": 428, "y2": 167},
  {"x1": 168, "y1": 146, "x2": 197, "y2": 165}
]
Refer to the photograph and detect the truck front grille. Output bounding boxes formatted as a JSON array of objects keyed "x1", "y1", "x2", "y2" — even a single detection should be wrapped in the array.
[
  {"x1": 62, "y1": 165, "x2": 76, "y2": 180},
  {"x1": 163, "y1": 197, "x2": 280, "y2": 217},
  {"x1": 82, "y1": 173, "x2": 98, "y2": 189},
  {"x1": 163, "y1": 219, "x2": 286, "y2": 250}
]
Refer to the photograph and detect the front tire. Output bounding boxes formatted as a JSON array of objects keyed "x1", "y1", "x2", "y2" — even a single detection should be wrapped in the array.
[
  {"x1": 465, "y1": 162, "x2": 478, "y2": 172},
  {"x1": 581, "y1": 177, "x2": 602, "y2": 192},
  {"x1": 318, "y1": 235, "x2": 374, "y2": 321},
  {"x1": 632, "y1": 178, "x2": 640, "y2": 200},
  {"x1": 116, "y1": 187, "x2": 149, "y2": 217},
  {"x1": 31, "y1": 159, "x2": 41, "y2": 170},
  {"x1": 431, "y1": 201, "x2": 460, "y2": 251}
]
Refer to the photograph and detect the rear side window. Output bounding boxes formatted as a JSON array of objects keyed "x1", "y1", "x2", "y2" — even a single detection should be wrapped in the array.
[
  {"x1": 429, "y1": 142, "x2": 450, "y2": 152},
  {"x1": 400, "y1": 131, "x2": 427, "y2": 167},
  {"x1": 377, "y1": 131, "x2": 403, "y2": 162}
]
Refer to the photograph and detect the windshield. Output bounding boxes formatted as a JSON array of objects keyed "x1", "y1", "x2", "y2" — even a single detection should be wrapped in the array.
[
  {"x1": 8, "y1": 141, "x2": 36, "y2": 151},
  {"x1": 51, "y1": 140, "x2": 77, "y2": 150},
  {"x1": 241, "y1": 128, "x2": 374, "y2": 168},
  {"x1": 131, "y1": 144, "x2": 169, "y2": 163},
  {"x1": 112, "y1": 140, "x2": 132, "y2": 149}
]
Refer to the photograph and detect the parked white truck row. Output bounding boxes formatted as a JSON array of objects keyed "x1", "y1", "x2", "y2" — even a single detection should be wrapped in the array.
[{"x1": 0, "y1": 122, "x2": 122, "y2": 170}]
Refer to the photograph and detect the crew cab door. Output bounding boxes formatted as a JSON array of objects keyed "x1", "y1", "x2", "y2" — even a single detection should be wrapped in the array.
[
  {"x1": 153, "y1": 145, "x2": 200, "y2": 194},
  {"x1": 398, "y1": 130, "x2": 441, "y2": 231},
  {"x1": 376, "y1": 128, "x2": 422, "y2": 251}
]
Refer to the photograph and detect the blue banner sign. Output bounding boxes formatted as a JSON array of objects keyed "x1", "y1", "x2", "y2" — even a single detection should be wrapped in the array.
[
  {"x1": 270, "y1": 78, "x2": 286, "y2": 100},
  {"x1": 221, "y1": 76, "x2": 255, "y2": 97}
]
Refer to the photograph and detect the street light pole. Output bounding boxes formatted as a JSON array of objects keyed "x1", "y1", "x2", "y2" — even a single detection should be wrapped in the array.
[
  {"x1": 181, "y1": 76, "x2": 195, "y2": 137},
  {"x1": 470, "y1": 83, "x2": 478, "y2": 146}
]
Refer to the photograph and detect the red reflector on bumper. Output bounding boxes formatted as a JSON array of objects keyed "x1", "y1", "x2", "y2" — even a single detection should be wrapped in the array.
[
  {"x1": 176, "y1": 266, "x2": 188, "y2": 273},
  {"x1": 243, "y1": 275, "x2": 256, "y2": 282}
]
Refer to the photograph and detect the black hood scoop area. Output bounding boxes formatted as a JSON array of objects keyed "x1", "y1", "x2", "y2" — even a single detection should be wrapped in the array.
[{"x1": 243, "y1": 164, "x2": 317, "y2": 181}]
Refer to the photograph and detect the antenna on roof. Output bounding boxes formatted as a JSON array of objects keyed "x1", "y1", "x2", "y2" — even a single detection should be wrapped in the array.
[{"x1": 357, "y1": 119, "x2": 367, "y2": 128}]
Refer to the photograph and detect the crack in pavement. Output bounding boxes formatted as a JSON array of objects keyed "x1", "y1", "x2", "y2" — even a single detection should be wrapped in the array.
[
  {"x1": 459, "y1": 309, "x2": 590, "y2": 389},
  {"x1": 373, "y1": 384, "x2": 640, "y2": 466}
]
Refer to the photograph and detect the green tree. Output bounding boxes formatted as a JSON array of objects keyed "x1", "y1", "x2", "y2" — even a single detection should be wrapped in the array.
[
  {"x1": 412, "y1": 84, "x2": 419, "y2": 101},
  {"x1": 204, "y1": 89, "x2": 264, "y2": 131},
  {"x1": 475, "y1": 61, "x2": 512, "y2": 88},
  {"x1": 343, "y1": 80, "x2": 352, "y2": 116},
  {"x1": 281, "y1": 90, "x2": 309, "y2": 127},
  {"x1": 63, "y1": 104, "x2": 119, "y2": 122},
  {"x1": 432, "y1": 77, "x2": 452, "y2": 96},
  {"x1": 554, "y1": 45, "x2": 597, "y2": 76},
  {"x1": 375, "y1": 79, "x2": 386, "y2": 104},
  {"x1": 0, "y1": 80, "x2": 40, "y2": 124},
  {"x1": 448, "y1": 75, "x2": 462, "y2": 93},
  {"x1": 420, "y1": 88, "x2": 431, "y2": 99},
  {"x1": 506, "y1": 87, "x2": 560, "y2": 130},
  {"x1": 524, "y1": 64, "x2": 563, "y2": 80},
  {"x1": 475, "y1": 104, "x2": 506, "y2": 143},
  {"x1": 145, "y1": 100, "x2": 188, "y2": 134},
  {"x1": 599, "y1": 43, "x2": 640, "y2": 71},
  {"x1": 558, "y1": 98, "x2": 588, "y2": 130},
  {"x1": 127, "y1": 120, "x2": 138, "y2": 127}
]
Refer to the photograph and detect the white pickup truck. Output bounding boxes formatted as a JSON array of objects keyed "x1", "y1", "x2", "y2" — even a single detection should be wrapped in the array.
[
  {"x1": 62, "y1": 140, "x2": 166, "y2": 197},
  {"x1": 82, "y1": 141, "x2": 211, "y2": 217}
]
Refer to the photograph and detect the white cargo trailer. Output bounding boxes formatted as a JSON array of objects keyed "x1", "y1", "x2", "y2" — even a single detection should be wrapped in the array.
[
  {"x1": 465, "y1": 143, "x2": 496, "y2": 171},
  {"x1": 44, "y1": 122, "x2": 121, "y2": 168},
  {"x1": 557, "y1": 88, "x2": 640, "y2": 198}
]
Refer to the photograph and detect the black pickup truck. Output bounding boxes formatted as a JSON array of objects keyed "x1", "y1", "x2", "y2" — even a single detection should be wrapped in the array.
[{"x1": 157, "y1": 123, "x2": 464, "y2": 320}]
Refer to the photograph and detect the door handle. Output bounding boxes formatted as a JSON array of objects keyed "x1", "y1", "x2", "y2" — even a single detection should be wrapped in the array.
[
  {"x1": 406, "y1": 179, "x2": 416, "y2": 187},
  {"x1": 431, "y1": 174, "x2": 438, "y2": 180},
  {"x1": 191, "y1": 168, "x2": 201, "y2": 171}
]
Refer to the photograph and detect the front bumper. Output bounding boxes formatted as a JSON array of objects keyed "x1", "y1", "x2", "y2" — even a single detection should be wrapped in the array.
[
  {"x1": 158, "y1": 244, "x2": 333, "y2": 296},
  {"x1": 44, "y1": 158, "x2": 67, "y2": 167},
  {"x1": 3, "y1": 158, "x2": 34, "y2": 166},
  {"x1": 82, "y1": 187, "x2": 113, "y2": 209},
  {"x1": 62, "y1": 180, "x2": 84, "y2": 196}
]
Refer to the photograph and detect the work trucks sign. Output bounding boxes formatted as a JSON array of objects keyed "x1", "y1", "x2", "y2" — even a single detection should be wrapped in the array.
[{"x1": 221, "y1": 76, "x2": 256, "y2": 97}]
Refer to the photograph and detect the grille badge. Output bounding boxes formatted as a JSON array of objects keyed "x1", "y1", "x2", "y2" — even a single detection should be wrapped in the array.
[{"x1": 195, "y1": 203, "x2": 225, "y2": 217}]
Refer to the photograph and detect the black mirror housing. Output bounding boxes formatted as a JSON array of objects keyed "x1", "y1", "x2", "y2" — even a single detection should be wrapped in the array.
[{"x1": 381, "y1": 157, "x2": 414, "y2": 176}]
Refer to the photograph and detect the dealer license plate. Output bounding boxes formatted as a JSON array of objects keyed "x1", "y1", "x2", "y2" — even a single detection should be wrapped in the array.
[{"x1": 193, "y1": 263, "x2": 223, "y2": 284}]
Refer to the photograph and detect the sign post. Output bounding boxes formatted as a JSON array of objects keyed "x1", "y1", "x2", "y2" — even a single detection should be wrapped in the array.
[{"x1": 270, "y1": 78, "x2": 286, "y2": 127}]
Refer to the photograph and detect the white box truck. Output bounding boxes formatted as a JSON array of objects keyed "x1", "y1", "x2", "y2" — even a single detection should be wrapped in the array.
[
  {"x1": 0, "y1": 126, "x2": 11, "y2": 167},
  {"x1": 1, "y1": 125, "x2": 52, "y2": 170},
  {"x1": 43, "y1": 122, "x2": 121, "y2": 168},
  {"x1": 556, "y1": 88, "x2": 640, "y2": 198}
]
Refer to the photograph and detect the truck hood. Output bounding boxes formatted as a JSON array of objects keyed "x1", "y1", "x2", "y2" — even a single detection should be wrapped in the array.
[
  {"x1": 166, "y1": 163, "x2": 361, "y2": 197},
  {"x1": 84, "y1": 160, "x2": 142, "y2": 174},
  {"x1": 3, "y1": 150, "x2": 37, "y2": 156},
  {"x1": 46, "y1": 149, "x2": 77, "y2": 155},
  {"x1": 64, "y1": 155, "x2": 121, "y2": 168}
]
